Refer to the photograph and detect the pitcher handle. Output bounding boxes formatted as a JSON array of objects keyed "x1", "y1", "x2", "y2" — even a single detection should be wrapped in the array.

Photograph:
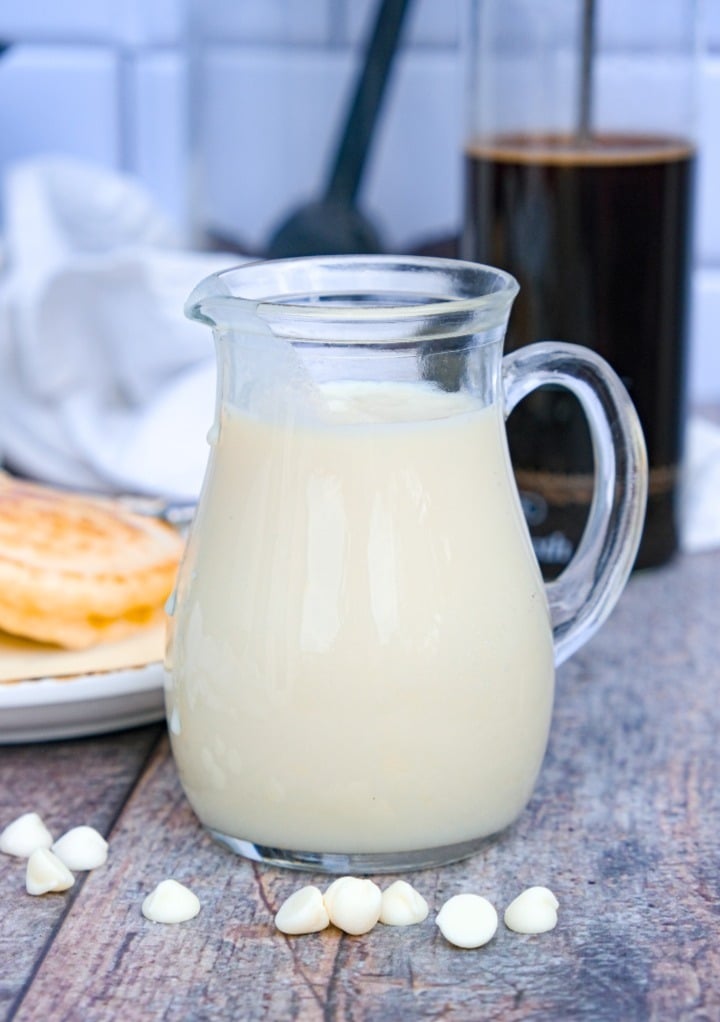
[{"x1": 502, "y1": 342, "x2": 648, "y2": 666}]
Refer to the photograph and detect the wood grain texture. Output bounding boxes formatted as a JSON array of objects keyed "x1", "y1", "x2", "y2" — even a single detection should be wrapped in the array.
[
  {"x1": 4, "y1": 552, "x2": 720, "y2": 1021},
  {"x1": 0, "y1": 726, "x2": 164, "y2": 1018}
]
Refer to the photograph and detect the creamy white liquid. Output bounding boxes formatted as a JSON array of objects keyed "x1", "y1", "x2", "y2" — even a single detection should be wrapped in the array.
[{"x1": 166, "y1": 381, "x2": 555, "y2": 853}]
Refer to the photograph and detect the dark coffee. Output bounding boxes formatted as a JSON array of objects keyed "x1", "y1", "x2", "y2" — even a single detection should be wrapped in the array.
[{"x1": 463, "y1": 134, "x2": 695, "y2": 573}]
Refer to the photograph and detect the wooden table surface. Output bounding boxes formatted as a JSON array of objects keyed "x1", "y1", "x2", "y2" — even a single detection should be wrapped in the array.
[{"x1": 1, "y1": 549, "x2": 719, "y2": 1022}]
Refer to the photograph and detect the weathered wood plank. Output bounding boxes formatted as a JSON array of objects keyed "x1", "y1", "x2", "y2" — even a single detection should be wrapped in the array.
[
  {"x1": 0, "y1": 725, "x2": 164, "y2": 1018},
  {"x1": 7, "y1": 552, "x2": 720, "y2": 1021}
]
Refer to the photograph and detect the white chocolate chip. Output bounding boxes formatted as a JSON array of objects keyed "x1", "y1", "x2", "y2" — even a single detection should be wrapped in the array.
[
  {"x1": 379, "y1": 880, "x2": 429, "y2": 926},
  {"x1": 504, "y1": 886, "x2": 559, "y2": 934},
  {"x1": 322, "y1": 876, "x2": 353, "y2": 917},
  {"x1": 0, "y1": 812, "x2": 54, "y2": 858},
  {"x1": 26, "y1": 848, "x2": 75, "y2": 895},
  {"x1": 142, "y1": 879, "x2": 201, "y2": 924},
  {"x1": 436, "y1": 893, "x2": 498, "y2": 949},
  {"x1": 52, "y1": 826, "x2": 108, "y2": 871},
  {"x1": 323, "y1": 876, "x2": 382, "y2": 935},
  {"x1": 275, "y1": 885, "x2": 330, "y2": 935}
]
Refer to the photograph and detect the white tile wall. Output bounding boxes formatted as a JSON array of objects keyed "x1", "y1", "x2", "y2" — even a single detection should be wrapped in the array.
[
  {"x1": 0, "y1": 0, "x2": 718, "y2": 401},
  {"x1": 344, "y1": 0, "x2": 462, "y2": 48},
  {"x1": 130, "y1": 52, "x2": 187, "y2": 225},
  {"x1": 189, "y1": 48, "x2": 358, "y2": 252},
  {"x1": 0, "y1": 45, "x2": 119, "y2": 167},
  {"x1": 122, "y1": 0, "x2": 184, "y2": 48},
  {"x1": 189, "y1": 0, "x2": 332, "y2": 45},
  {"x1": 704, "y1": 0, "x2": 720, "y2": 49},
  {"x1": 697, "y1": 59, "x2": 720, "y2": 264},
  {"x1": 596, "y1": 0, "x2": 697, "y2": 50},
  {"x1": 0, "y1": 0, "x2": 183, "y2": 46},
  {"x1": 691, "y1": 271, "x2": 720, "y2": 404},
  {"x1": 361, "y1": 50, "x2": 464, "y2": 249},
  {"x1": 0, "y1": 1, "x2": 128, "y2": 44}
]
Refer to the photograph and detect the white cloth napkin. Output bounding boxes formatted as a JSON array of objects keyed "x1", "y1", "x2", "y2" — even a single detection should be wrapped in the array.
[
  {"x1": 0, "y1": 157, "x2": 233, "y2": 500},
  {"x1": 681, "y1": 416, "x2": 720, "y2": 553}
]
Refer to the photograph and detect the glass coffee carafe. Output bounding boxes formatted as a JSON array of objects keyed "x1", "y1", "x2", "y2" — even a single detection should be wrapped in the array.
[{"x1": 462, "y1": 0, "x2": 698, "y2": 573}]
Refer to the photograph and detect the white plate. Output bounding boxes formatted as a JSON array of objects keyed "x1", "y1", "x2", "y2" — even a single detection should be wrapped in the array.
[{"x1": 0, "y1": 663, "x2": 166, "y2": 743}]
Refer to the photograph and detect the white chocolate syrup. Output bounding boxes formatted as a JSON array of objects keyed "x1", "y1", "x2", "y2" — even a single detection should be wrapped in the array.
[{"x1": 167, "y1": 381, "x2": 554, "y2": 853}]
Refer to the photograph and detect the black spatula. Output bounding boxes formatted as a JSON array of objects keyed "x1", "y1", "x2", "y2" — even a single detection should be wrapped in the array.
[{"x1": 265, "y1": 0, "x2": 412, "y2": 258}]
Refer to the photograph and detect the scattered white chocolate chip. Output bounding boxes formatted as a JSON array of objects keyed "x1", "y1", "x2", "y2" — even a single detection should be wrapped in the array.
[
  {"x1": 142, "y1": 879, "x2": 201, "y2": 924},
  {"x1": 0, "y1": 812, "x2": 54, "y2": 858},
  {"x1": 323, "y1": 876, "x2": 382, "y2": 936},
  {"x1": 322, "y1": 876, "x2": 354, "y2": 918},
  {"x1": 275, "y1": 885, "x2": 330, "y2": 935},
  {"x1": 379, "y1": 880, "x2": 429, "y2": 926},
  {"x1": 51, "y1": 826, "x2": 108, "y2": 871},
  {"x1": 436, "y1": 893, "x2": 498, "y2": 949},
  {"x1": 504, "y1": 886, "x2": 559, "y2": 934},
  {"x1": 26, "y1": 848, "x2": 75, "y2": 896}
]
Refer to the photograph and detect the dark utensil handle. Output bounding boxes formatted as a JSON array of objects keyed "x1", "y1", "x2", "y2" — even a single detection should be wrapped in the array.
[{"x1": 326, "y1": 0, "x2": 413, "y2": 205}]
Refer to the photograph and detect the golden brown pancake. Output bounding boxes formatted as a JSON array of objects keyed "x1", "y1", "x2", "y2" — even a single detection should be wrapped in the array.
[{"x1": 0, "y1": 473, "x2": 185, "y2": 649}]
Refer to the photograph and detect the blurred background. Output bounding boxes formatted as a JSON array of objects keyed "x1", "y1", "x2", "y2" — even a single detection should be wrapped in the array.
[{"x1": 0, "y1": 0, "x2": 718, "y2": 406}]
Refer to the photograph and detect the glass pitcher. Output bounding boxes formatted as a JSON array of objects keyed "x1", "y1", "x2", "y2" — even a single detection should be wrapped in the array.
[{"x1": 166, "y1": 255, "x2": 647, "y2": 874}]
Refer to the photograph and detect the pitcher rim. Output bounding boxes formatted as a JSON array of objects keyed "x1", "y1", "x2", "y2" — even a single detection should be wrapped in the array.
[{"x1": 184, "y1": 255, "x2": 520, "y2": 338}]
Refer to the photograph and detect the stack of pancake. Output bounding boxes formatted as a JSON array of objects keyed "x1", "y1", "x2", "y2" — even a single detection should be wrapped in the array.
[{"x1": 0, "y1": 473, "x2": 185, "y2": 654}]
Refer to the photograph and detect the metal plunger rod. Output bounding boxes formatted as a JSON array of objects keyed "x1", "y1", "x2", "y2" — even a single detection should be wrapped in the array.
[{"x1": 578, "y1": 0, "x2": 596, "y2": 143}]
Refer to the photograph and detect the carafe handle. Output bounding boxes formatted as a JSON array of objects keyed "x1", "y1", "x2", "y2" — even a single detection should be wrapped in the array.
[{"x1": 502, "y1": 342, "x2": 648, "y2": 666}]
